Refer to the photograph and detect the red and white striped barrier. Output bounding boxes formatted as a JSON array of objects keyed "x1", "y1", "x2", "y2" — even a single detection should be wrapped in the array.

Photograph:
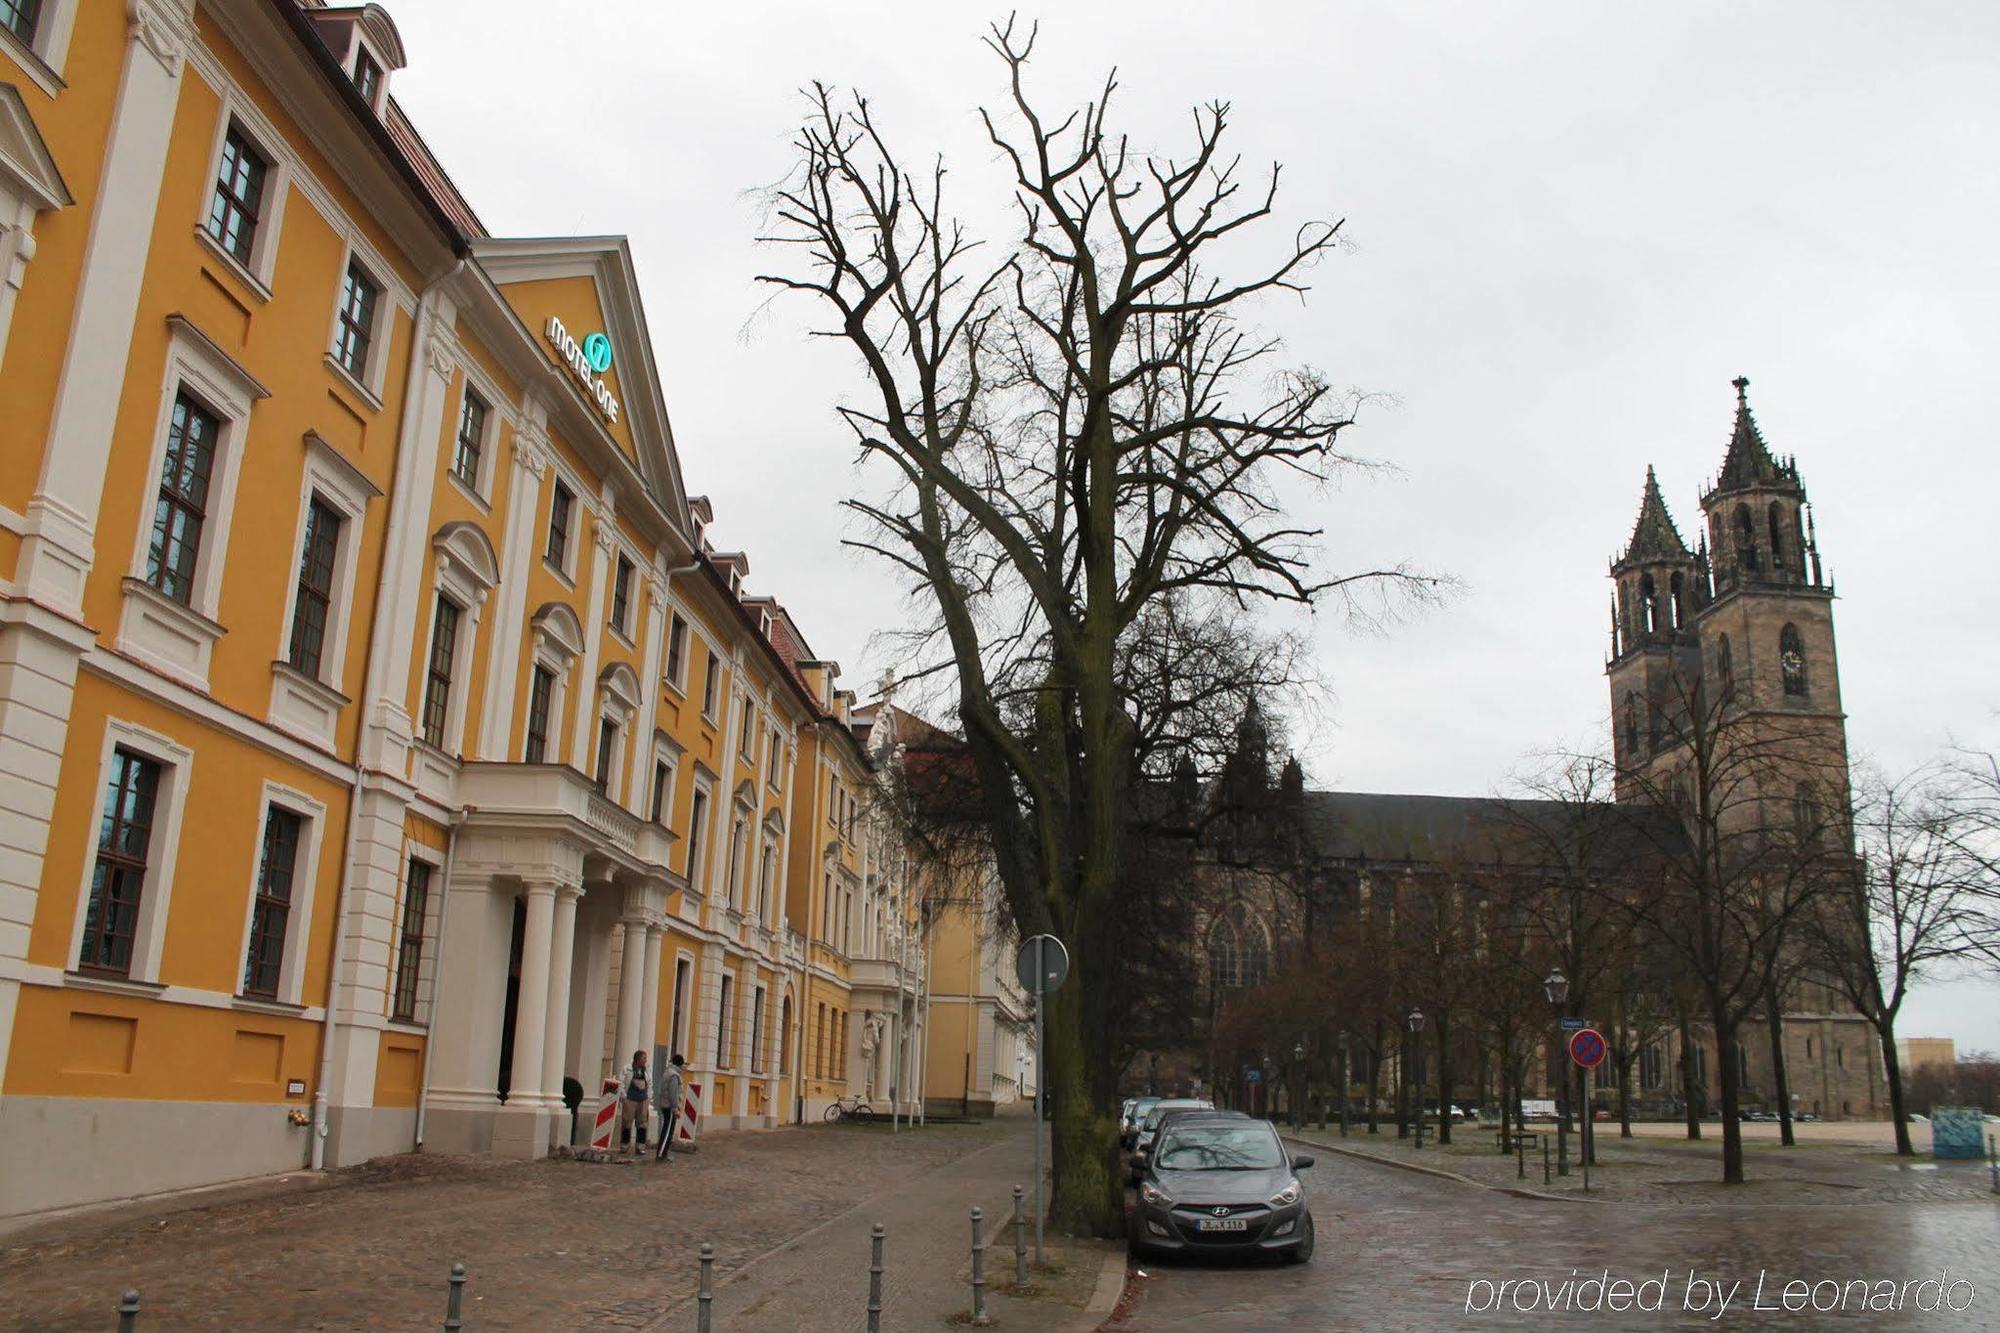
[
  {"x1": 675, "y1": 1081, "x2": 702, "y2": 1148},
  {"x1": 590, "y1": 1078, "x2": 619, "y2": 1151}
]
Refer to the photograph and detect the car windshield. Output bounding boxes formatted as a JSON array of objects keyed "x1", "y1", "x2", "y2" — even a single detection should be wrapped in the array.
[
  {"x1": 1154, "y1": 1124, "x2": 1286, "y2": 1171},
  {"x1": 1144, "y1": 1101, "x2": 1207, "y2": 1131}
]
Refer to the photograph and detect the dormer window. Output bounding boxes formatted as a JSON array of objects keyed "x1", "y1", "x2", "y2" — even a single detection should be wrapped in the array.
[{"x1": 352, "y1": 47, "x2": 383, "y2": 108}]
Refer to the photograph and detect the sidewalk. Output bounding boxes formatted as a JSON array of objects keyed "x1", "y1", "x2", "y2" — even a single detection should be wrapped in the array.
[
  {"x1": 1284, "y1": 1121, "x2": 2000, "y2": 1206},
  {"x1": 658, "y1": 1112, "x2": 1120, "y2": 1332}
]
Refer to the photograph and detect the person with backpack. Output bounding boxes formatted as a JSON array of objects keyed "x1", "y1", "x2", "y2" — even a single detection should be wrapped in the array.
[
  {"x1": 617, "y1": 1049, "x2": 650, "y2": 1157},
  {"x1": 655, "y1": 1053, "x2": 686, "y2": 1161}
]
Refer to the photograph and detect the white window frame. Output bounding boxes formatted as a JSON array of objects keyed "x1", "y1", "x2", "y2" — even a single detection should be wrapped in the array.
[
  {"x1": 714, "y1": 968, "x2": 737, "y2": 1071},
  {"x1": 268, "y1": 431, "x2": 379, "y2": 748},
  {"x1": 0, "y1": 0, "x2": 81, "y2": 96},
  {"x1": 595, "y1": 664, "x2": 641, "y2": 803},
  {"x1": 116, "y1": 316, "x2": 268, "y2": 691},
  {"x1": 687, "y1": 772, "x2": 716, "y2": 896},
  {"x1": 324, "y1": 240, "x2": 397, "y2": 408},
  {"x1": 193, "y1": 99, "x2": 292, "y2": 299},
  {"x1": 0, "y1": 82, "x2": 75, "y2": 372},
  {"x1": 416, "y1": 530, "x2": 496, "y2": 759},
  {"x1": 388, "y1": 842, "x2": 446, "y2": 1029},
  {"x1": 66, "y1": 718, "x2": 194, "y2": 986},
  {"x1": 232, "y1": 782, "x2": 327, "y2": 1008},
  {"x1": 446, "y1": 373, "x2": 501, "y2": 507},
  {"x1": 663, "y1": 611, "x2": 690, "y2": 695},
  {"x1": 525, "y1": 603, "x2": 583, "y2": 765},
  {"x1": 608, "y1": 549, "x2": 637, "y2": 643},
  {"x1": 648, "y1": 739, "x2": 680, "y2": 825},
  {"x1": 543, "y1": 466, "x2": 584, "y2": 584},
  {"x1": 750, "y1": 984, "x2": 767, "y2": 1074}
]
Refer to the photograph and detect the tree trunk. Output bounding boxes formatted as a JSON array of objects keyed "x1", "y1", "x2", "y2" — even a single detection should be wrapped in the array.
[
  {"x1": 1714, "y1": 1016, "x2": 1745, "y2": 1184},
  {"x1": 1045, "y1": 978, "x2": 1122, "y2": 1236},
  {"x1": 1616, "y1": 1056, "x2": 1634, "y2": 1139},
  {"x1": 1878, "y1": 1022, "x2": 1914, "y2": 1156},
  {"x1": 1396, "y1": 1029, "x2": 1410, "y2": 1138},
  {"x1": 1366, "y1": 1025, "x2": 1382, "y2": 1133},
  {"x1": 1765, "y1": 987, "x2": 1795, "y2": 1147},
  {"x1": 1678, "y1": 1011, "x2": 1703, "y2": 1141},
  {"x1": 1436, "y1": 1020, "x2": 1454, "y2": 1146}
]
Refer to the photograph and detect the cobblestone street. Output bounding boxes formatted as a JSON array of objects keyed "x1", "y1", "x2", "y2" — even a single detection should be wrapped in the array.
[
  {"x1": 1118, "y1": 1138, "x2": 2000, "y2": 1331},
  {"x1": 0, "y1": 1120, "x2": 998, "y2": 1330}
]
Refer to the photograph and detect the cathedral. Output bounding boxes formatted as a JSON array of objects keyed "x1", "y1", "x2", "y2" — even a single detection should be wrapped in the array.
[{"x1": 1143, "y1": 379, "x2": 1885, "y2": 1123}]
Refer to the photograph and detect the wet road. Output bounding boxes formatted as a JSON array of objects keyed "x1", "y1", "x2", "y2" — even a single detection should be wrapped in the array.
[{"x1": 1118, "y1": 1140, "x2": 2000, "y2": 1330}]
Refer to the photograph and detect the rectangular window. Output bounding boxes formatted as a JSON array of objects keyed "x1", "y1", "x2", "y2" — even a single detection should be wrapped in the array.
[
  {"x1": 80, "y1": 749, "x2": 161, "y2": 975},
  {"x1": 665, "y1": 614, "x2": 687, "y2": 686},
  {"x1": 287, "y1": 496, "x2": 342, "y2": 677},
  {"x1": 750, "y1": 988, "x2": 766, "y2": 1073},
  {"x1": 546, "y1": 481, "x2": 574, "y2": 568},
  {"x1": 524, "y1": 664, "x2": 555, "y2": 763},
  {"x1": 650, "y1": 758, "x2": 671, "y2": 822},
  {"x1": 700, "y1": 648, "x2": 719, "y2": 718},
  {"x1": 420, "y1": 597, "x2": 460, "y2": 749},
  {"x1": 391, "y1": 858, "x2": 432, "y2": 1022},
  {"x1": 767, "y1": 731, "x2": 782, "y2": 787},
  {"x1": 595, "y1": 716, "x2": 617, "y2": 792},
  {"x1": 242, "y1": 807, "x2": 302, "y2": 998},
  {"x1": 1, "y1": 0, "x2": 42, "y2": 43},
  {"x1": 687, "y1": 788, "x2": 708, "y2": 886},
  {"x1": 205, "y1": 124, "x2": 268, "y2": 266},
  {"x1": 352, "y1": 47, "x2": 381, "y2": 104},
  {"x1": 453, "y1": 390, "x2": 487, "y2": 488},
  {"x1": 611, "y1": 554, "x2": 633, "y2": 633},
  {"x1": 738, "y1": 703, "x2": 756, "y2": 760},
  {"x1": 332, "y1": 261, "x2": 379, "y2": 379},
  {"x1": 715, "y1": 975, "x2": 734, "y2": 1068},
  {"x1": 146, "y1": 392, "x2": 220, "y2": 605}
]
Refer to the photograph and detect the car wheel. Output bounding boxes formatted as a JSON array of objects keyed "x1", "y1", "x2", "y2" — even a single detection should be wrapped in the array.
[{"x1": 1283, "y1": 1213, "x2": 1315, "y2": 1264}]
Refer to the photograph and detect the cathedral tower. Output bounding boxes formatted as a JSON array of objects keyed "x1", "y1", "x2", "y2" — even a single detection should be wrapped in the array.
[{"x1": 1606, "y1": 466, "x2": 1704, "y2": 793}]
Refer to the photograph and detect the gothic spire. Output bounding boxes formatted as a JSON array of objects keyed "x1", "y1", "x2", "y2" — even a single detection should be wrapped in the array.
[
  {"x1": 1616, "y1": 465, "x2": 1690, "y2": 567},
  {"x1": 1712, "y1": 375, "x2": 1797, "y2": 493}
]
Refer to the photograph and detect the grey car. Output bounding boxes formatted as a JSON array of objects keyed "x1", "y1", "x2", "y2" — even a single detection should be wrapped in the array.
[{"x1": 1131, "y1": 1116, "x2": 1314, "y2": 1262}]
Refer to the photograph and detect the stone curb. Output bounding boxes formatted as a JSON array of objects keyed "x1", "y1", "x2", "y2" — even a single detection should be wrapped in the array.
[
  {"x1": 1284, "y1": 1131, "x2": 1593, "y2": 1204},
  {"x1": 1086, "y1": 1247, "x2": 1127, "y2": 1318}
]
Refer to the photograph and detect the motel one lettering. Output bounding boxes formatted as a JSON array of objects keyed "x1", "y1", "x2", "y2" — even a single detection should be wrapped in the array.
[{"x1": 545, "y1": 316, "x2": 621, "y2": 423}]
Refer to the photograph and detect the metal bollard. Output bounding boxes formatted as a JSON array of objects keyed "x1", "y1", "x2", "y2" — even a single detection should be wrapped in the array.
[
  {"x1": 117, "y1": 1290, "x2": 140, "y2": 1333},
  {"x1": 970, "y1": 1206, "x2": 989, "y2": 1323},
  {"x1": 1517, "y1": 1133, "x2": 1525, "y2": 1180},
  {"x1": 867, "y1": 1224, "x2": 885, "y2": 1332},
  {"x1": 697, "y1": 1242, "x2": 714, "y2": 1333},
  {"x1": 1012, "y1": 1186, "x2": 1027, "y2": 1285},
  {"x1": 443, "y1": 1264, "x2": 465, "y2": 1332},
  {"x1": 1542, "y1": 1135, "x2": 1551, "y2": 1186}
]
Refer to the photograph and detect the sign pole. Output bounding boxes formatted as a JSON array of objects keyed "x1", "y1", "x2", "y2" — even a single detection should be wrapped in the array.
[{"x1": 1032, "y1": 934, "x2": 1045, "y2": 1265}]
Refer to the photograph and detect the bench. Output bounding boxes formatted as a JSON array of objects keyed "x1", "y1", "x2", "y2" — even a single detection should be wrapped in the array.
[{"x1": 1499, "y1": 1129, "x2": 1540, "y2": 1153}]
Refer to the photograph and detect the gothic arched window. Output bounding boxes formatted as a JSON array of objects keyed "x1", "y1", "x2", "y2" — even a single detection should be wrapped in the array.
[
  {"x1": 1779, "y1": 623, "x2": 1807, "y2": 696},
  {"x1": 1208, "y1": 918, "x2": 1241, "y2": 998},
  {"x1": 1717, "y1": 634, "x2": 1734, "y2": 698},
  {"x1": 1639, "y1": 573, "x2": 1658, "y2": 634},
  {"x1": 1669, "y1": 571, "x2": 1686, "y2": 628},
  {"x1": 1793, "y1": 781, "x2": 1821, "y2": 845},
  {"x1": 1208, "y1": 903, "x2": 1270, "y2": 994},
  {"x1": 1734, "y1": 505, "x2": 1758, "y2": 572},
  {"x1": 1767, "y1": 503, "x2": 1787, "y2": 573},
  {"x1": 1622, "y1": 693, "x2": 1640, "y2": 755}
]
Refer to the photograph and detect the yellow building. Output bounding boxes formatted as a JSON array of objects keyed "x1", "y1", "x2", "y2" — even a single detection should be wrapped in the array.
[{"x1": 0, "y1": 0, "x2": 925, "y2": 1219}]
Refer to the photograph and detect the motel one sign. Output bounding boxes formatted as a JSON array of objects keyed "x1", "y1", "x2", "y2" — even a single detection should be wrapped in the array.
[{"x1": 545, "y1": 315, "x2": 621, "y2": 423}]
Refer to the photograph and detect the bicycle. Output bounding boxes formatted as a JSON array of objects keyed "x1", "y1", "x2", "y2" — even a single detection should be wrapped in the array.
[{"x1": 823, "y1": 1093, "x2": 874, "y2": 1123}]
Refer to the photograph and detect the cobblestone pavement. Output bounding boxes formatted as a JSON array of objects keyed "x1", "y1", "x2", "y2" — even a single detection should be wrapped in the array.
[
  {"x1": 1288, "y1": 1123, "x2": 1999, "y2": 1205},
  {"x1": 0, "y1": 1120, "x2": 996, "y2": 1330},
  {"x1": 1116, "y1": 1140, "x2": 2000, "y2": 1331}
]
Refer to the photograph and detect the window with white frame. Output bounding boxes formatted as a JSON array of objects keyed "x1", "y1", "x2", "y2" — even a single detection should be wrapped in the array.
[
  {"x1": 757, "y1": 837, "x2": 778, "y2": 924},
  {"x1": 545, "y1": 478, "x2": 576, "y2": 576},
  {"x1": 331, "y1": 259, "x2": 379, "y2": 382},
  {"x1": 596, "y1": 664, "x2": 640, "y2": 803},
  {"x1": 205, "y1": 123, "x2": 268, "y2": 270},
  {"x1": 738, "y1": 701, "x2": 757, "y2": 762},
  {"x1": 0, "y1": 0, "x2": 81, "y2": 94},
  {"x1": 270, "y1": 434, "x2": 378, "y2": 744},
  {"x1": 766, "y1": 729, "x2": 783, "y2": 790},
  {"x1": 686, "y1": 781, "x2": 712, "y2": 892},
  {"x1": 750, "y1": 986, "x2": 766, "y2": 1073},
  {"x1": 418, "y1": 524, "x2": 498, "y2": 756},
  {"x1": 524, "y1": 664, "x2": 557, "y2": 764},
  {"x1": 700, "y1": 647, "x2": 720, "y2": 719},
  {"x1": 421, "y1": 597, "x2": 462, "y2": 749},
  {"x1": 724, "y1": 811, "x2": 747, "y2": 910},
  {"x1": 610, "y1": 552, "x2": 634, "y2": 637},
  {"x1": 70, "y1": 721, "x2": 193, "y2": 985},
  {"x1": 390, "y1": 854, "x2": 436, "y2": 1023},
  {"x1": 715, "y1": 973, "x2": 735, "y2": 1068},
  {"x1": 524, "y1": 602, "x2": 583, "y2": 766},
  {"x1": 664, "y1": 613, "x2": 688, "y2": 691},
  {"x1": 117, "y1": 319, "x2": 266, "y2": 689},
  {"x1": 240, "y1": 805, "x2": 301, "y2": 998},
  {"x1": 649, "y1": 747, "x2": 678, "y2": 824},
  {"x1": 452, "y1": 386, "x2": 489, "y2": 492}
]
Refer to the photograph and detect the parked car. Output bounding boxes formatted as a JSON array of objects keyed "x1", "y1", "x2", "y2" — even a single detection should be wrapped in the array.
[
  {"x1": 1127, "y1": 1098, "x2": 1214, "y2": 1172},
  {"x1": 1121, "y1": 1097, "x2": 1164, "y2": 1148},
  {"x1": 1130, "y1": 1106, "x2": 1242, "y2": 1183},
  {"x1": 1131, "y1": 1115, "x2": 1315, "y2": 1263}
]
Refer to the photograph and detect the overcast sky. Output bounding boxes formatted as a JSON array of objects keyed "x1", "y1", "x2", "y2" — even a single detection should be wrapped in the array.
[{"x1": 389, "y1": 1, "x2": 2000, "y2": 1050}]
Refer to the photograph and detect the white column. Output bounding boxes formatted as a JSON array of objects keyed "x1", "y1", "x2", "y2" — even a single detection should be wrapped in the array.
[
  {"x1": 641, "y1": 924, "x2": 665, "y2": 1052},
  {"x1": 19, "y1": 0, "x2": 198, "y2": 614},
  {"x1": 508, "y1": 882, "x2": 557, "y2": 1110},
  {"x1": 539, "y1": 881, "x2": 582, "y2": 1113},
  {"x1": 612, "y1": 913, "x2": 648, "y2": 1070},
  {"x1": 476, "y1": 418, "x2": 550, "y2": 759},
  {"x1": 567, "y1": 520, "x2": 615, "y2": 767}
]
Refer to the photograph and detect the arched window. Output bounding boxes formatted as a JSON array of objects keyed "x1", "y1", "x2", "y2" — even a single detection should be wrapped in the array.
[
  {"x1": 1767, "y1": 503, "x2": 1787, "y2": 573},
  {"x1": 1240, "y1": 909, "x2": 1270, "y2": 989},
  {"x1": 1779, "y1": 623, "x2": 1807, "y2": 695},
  {"x1": 1734, "y1": 505, "x2": 1758, "y2": 572},
  {"x1": 1793, "y1": 782, "x2": 1821, "y2": 845},
  {"x1": 1208, "y1": 918, "x2": 1241, "y2": 998},
  {"x1": 1622, "y1": 693, "x2": 1640, "y2": 755},
  {"x1": 1208, "y1": 904, "x2": 1270, "y2": 994},
  {"x1": 1639, "y1": 573, "x2": 1658, "y2": 634},
  {"x1": 1717, "y1": 634, "x2": 1733, "y2": 697},
  {"x1": 1669, "y1": 571, "x2": 1686, "y2": 628}
]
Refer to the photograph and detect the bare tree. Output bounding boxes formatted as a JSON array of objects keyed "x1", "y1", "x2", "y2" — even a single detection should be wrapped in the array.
[
  {"x1": 760, "y1": 18, "x2": 1436, "y2": 1232},
  {"x1": 1804, "y1": 760, "x2": 2000, "y2": 1154}
]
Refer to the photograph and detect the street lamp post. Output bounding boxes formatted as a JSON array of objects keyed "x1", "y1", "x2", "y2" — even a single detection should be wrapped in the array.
[
  {"x1": 1544, "y1": 969, "x2": 1570, "y2": 1178},
  {"x1": 1408, "y1": 1009, "x2": 1426, "y2": 1150},
  {"x1": 1292, "y1": 1041, "x2": 1307, "y2": 1128},
  {"x1": 1337, "y1": 1031, "x2": 1350, "y2": 1138}
]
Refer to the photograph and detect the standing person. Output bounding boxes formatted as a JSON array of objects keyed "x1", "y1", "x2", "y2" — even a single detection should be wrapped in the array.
[
  {"x1": 617, "y1": 1049, "x2": 650, "y2": 1158},
  {"x1": 655, "y1": 1053, "x2": 686, "y2": 1162}
]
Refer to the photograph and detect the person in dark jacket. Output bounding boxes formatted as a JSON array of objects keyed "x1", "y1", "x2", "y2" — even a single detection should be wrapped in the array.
[
  {"x1": 617, "y1": 1049, "x2": 650, "y2": 1157},
  {"x1": 655, "y1": 1054, "x2": 686, "y2": 1161}
]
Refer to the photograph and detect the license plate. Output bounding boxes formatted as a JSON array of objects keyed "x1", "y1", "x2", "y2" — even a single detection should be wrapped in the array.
[{"x1": 1195, "y1": 1218, "x2": 1248, "y2": 1232}]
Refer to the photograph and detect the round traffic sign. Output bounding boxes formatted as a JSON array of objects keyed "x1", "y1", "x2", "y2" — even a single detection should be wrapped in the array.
[
  {"x1": 1568, "y1": 1027, "x2": 1607, "y2": 1069},
  {"x1": 1014, "y1": 934, "x2": 1070, "y2": 995}
]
